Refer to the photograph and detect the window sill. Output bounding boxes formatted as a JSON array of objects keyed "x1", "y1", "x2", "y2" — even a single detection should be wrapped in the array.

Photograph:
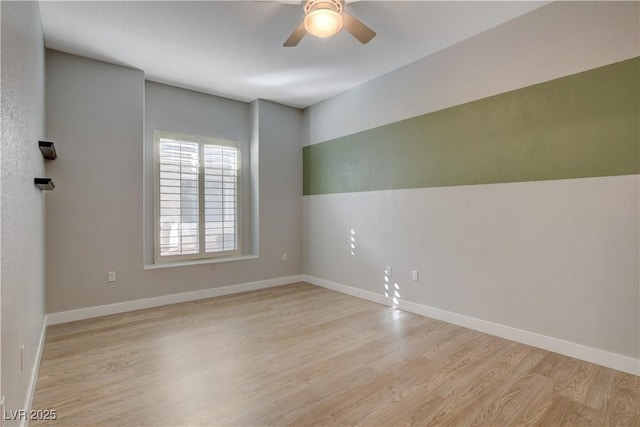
[{"x1": 144, "y1": 254, "x2": 258, "y2": 270}]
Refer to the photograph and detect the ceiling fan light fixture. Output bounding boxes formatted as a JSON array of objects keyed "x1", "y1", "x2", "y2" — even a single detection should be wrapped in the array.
[{"x1": 304, "y1": 9, "x2": 343, "y2": 38}]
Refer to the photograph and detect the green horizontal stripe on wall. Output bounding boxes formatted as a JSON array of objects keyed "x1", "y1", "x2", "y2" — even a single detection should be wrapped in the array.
[{"x1": 303, "y1": 57, "x2": 639, "y2": 195}]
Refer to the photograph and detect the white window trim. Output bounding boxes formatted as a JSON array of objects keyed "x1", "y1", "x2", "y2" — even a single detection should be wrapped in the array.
[{"x1": 154, "y1": 130, "x2": 242, "y2": 264}]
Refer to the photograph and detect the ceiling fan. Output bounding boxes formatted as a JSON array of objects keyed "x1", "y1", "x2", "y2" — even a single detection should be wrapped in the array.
[{"x1": 283, "y1": 0, "x2": 376, "y2": 47}]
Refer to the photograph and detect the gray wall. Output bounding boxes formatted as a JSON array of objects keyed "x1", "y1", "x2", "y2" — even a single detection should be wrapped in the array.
[
  {"x1": 253, "y1": 99, "x2": 303, "y2": 268},
  {"x1": 45, "y1": 50, "x2": 145, "y2": 313},
  {"x1": 45, "y1": 51, "x2": 302, "y2": 313},
  {"x1": 1, "y1": 1, "x2": 46, "y2": 420}
]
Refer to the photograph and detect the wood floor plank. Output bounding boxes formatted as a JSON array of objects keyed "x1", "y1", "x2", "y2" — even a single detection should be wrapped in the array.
[
  {"x1": 604, "y1": 372, "x2": 640, "y2": 426},
  {"x1": 30, "y1": 283, "x2": 639, "y2": 426},
  {"x1": 536, "y1": 396, "x2": 603, "y2": 426},
  {"x1": 423, "y1": 343, "x2": 544, "y2": 426},
  {"x1": 470, "y1": 372, "x2": 555, "y2": 426}
]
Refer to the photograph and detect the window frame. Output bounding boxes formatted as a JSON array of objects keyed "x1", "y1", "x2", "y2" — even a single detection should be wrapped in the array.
[{"x1": 153, "y1": 130, "x2": 242, "y2": 264}]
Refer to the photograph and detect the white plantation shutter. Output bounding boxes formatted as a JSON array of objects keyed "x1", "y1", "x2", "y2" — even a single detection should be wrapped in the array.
[
  {"x1": 204, "y1": 145, "x2": 239, "y2": 254},
  {"x1": 156, "y1": 132, "x2": 240, "y2": 262},
  {"x1": 158, "y1": 138, "x2": 200, "y2": 257}
]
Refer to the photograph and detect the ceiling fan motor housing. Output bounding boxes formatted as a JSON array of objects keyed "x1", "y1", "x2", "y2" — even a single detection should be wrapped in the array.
[{"x1": 304, "y1": 0, "x2": 344, "y2": 15}]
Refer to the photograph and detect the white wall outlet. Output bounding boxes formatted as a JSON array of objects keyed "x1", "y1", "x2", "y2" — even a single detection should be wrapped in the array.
[
  {"x1": 20, "y1": 345, "x2": 25, "y2": 371},
  {"x1": 108, "y1": 271, "x2": 116, "y2": 282},
  {"x1": 412, "y1": 270, "x2": 419, "y2": 281},
  {"x1": 282, "y1": 253, "x2": 288, "y2": 262},
  {"x1": 385, "y1": 266, "x2": 392, "y2": 276}
]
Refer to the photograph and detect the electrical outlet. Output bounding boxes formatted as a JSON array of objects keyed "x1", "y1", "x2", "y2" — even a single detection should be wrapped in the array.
[
  {"x1": 385, "y1": 266, "x2": 392, "y2": 276},
  {"x1": 108, "y1": 271, "x2": 116, "y2": 282},
  {"x1": 412, "y1": 270, "x2": 419, "y2": 281},
  {"x1": 20, "y1": 345, "x2": 24, "y2": 371}
]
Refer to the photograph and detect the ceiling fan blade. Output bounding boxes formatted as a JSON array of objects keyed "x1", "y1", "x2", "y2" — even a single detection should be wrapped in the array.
[
  {"x1": 342, "y1": 11, "x2": 376, "y2": 44},
  {"x1": 283, "y1": 21, "x2": 307, "y2": 47}
]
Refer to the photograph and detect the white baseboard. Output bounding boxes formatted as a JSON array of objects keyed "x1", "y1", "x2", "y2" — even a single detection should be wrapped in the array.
[
  {"x1": 303, "y1": 275, "x2": 391, "y2": 306},
  {"x1": 46, "y1": 275, "x2": 304, "y2": 326},
  {"x1": 302, "y1": 275, "x2": 640, "y2": 376},
  {"x1": 40, "y1": 273, "x2": 640, "y2": 375},
  {"x1": 21, "y1": 317, "x2": 47, "y2": 427}
]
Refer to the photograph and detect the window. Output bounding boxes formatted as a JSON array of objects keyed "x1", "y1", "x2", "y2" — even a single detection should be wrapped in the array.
[{"x1": 155, "y1": 131, "x2": 240, "y2": 263}]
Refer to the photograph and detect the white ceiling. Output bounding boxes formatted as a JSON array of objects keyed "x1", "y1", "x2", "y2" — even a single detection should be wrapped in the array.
[{"x1": 39, "y1": 1, "x2": 547, "y2": 108}]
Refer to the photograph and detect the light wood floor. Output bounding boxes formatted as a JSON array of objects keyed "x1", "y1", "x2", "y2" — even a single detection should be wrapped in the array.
[{"x1": 32, "y1": 283, "x2": 638, "y2": 426}]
